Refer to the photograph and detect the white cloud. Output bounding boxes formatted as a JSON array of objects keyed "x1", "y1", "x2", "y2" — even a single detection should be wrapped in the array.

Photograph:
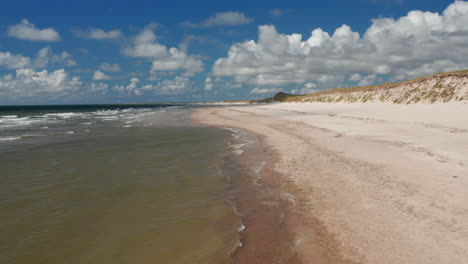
[
  {"x1": 154, "y1": 76, "x2": 191, "y2": 95},
  {"x1": 212, "y1": 1, "x2": 468, "y2": 90},
  {"x1": 291, "y1": 82, "x2": 319, "y2": 94},
  {"x1": 34, "y1": 47, "x2": 77, "y2": 68},
  {"x1": 358, "y1": 74, "x2": 383, "y2": 86},
  {"x1": 100, "y1": 63, "x2": 121, "y2": 72},
  {"x1": 8, "y1": 19, "x2": 60, "y2": 42},
  {"x1": 113, "y1": 76, "x2": 191, "y2": 95},
  {"x1": 204, "y1": 76, "x2": 214, "y2": 90},
  {"x1": 199, "y1": 76, "x2": 243, "y2": 91},
  {"x1": 89, "y1": 82, "x2": 108, "y2": 93},
  {"x1": 250, "y1": 87, "x2": 281, "y2": 94},
  {"x1": 122, "y1": 24, "x2": 168, "y2": 57},
  {"x1": 182, "y1": 11, "x2": 253, "y2": 27},
  {"x1": 75, "y1": 28, "x2": 122, "y2": 40},
  {"x1": 269, "y1": 8, "x2": 289, "y2": 17},
  {"x1": 202, "y1": 11, "x2": 253, "y2": 26},
  {"x1": 114, "y1": 77, "x2": 141, "y2": 95},
  {"x1": 122, "y1": 25, "x2": 203, "y2": 76},
  {"x1": 0, "y1": 69, "x2": 81, "y2": 98},
  {"x1": 150, "y1": 48, "x2": 203, "y2": 76},
  {"x1": 0, "y1": 52, "x2": 31, "y2": 69},
  {"x1": 0, "y1": 48, "x2": 76, "y2": 70},
  {"x1": 349, "y1": 73, "x2": 363, "y2": 81},
  {"x1": 93, "y1": 70, "x2": 110, "y2": 80}
]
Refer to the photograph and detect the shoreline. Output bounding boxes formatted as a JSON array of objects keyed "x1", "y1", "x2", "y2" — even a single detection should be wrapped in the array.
[
  {"x1": 193, "y1": 107, "x2": 352, "y2": 264},
  {"x1": 218, "y1": 126, "x2": 304, "y2": 263},
  {"x1": 192, "y1": 102, "x2": 468, "y2": 263}
]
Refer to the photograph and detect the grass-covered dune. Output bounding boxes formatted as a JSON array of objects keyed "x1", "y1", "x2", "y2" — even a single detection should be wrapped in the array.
[{"x1": 256, "y1": 70, "x2": 468, "y2": 104}]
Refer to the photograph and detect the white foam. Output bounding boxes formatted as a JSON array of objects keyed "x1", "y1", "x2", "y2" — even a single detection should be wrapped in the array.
[
  {"x1": 253, "y1": 161, "x2": 266, "y2": 176},
  {"x1": 97, "y1": 116, "x2": 118, "y2": 120},
  {"x1": 0, "y1": 136, "x2": 20, "y2": 141},
  {"x1": 222, "y1": 127, "x2": 241, "y2": 139},
  {"x1": 45, "y1": 112, "x2": 84, "y2": 118},
  {"x1": 280, "y1": 192, "x2": 297, "y2": 207},
  {"x1": 229, "y1": 143, "x2": 248, "y2": 155},
  {"x1": 0, "y1": 117, "x2": 36, "y2": 128},
  {"x1": 95, "y1": 110, "x2": 120, "y2": 115},
  {"x1": 65, "y1": 131, "x2": 74, "y2": 134}
]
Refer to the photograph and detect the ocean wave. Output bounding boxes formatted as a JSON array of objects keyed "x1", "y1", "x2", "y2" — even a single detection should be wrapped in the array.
[
  {"x1": 0, "y1": 117, "x2": 38, "y2": 128},
  {"x1": 44, "y1": 112, "x2": 86, "y2": 119},
  {"x1": 0, "y1": 136, "x2": 21, "y2": 141}
]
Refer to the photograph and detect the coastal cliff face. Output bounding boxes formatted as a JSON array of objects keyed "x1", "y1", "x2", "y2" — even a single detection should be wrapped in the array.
[{"x1": 267, "y1": 71, "x2": 468, "y2": 104}]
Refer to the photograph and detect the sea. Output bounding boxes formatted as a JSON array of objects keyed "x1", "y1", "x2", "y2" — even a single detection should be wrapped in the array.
[{"x1": 0, "y1": 104, "x2": 301, "y2": 264}]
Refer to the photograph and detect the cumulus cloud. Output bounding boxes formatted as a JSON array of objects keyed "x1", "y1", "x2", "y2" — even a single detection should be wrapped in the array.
[
  {"x1": 93, "y1": 70, "x2": 110, "y2": 80},
  {"x1": 8, "y1": 19, "x2": 60, "y2": 42},
  {"x1": 89, "y1": 82, "x2": 108, "y2": 93},
  {"x1": 0, "y1": 52, "x2": 31, "y2": 69},
  {"x1": 113, "y1": 76, "x2": 191, "y2": 95},
  {"x1": 182, "y1": 11, "x2": 253, "y2": 27},
  {"x1": 349, "y1": 73, "x2": 363, "y2": 81},
  {"x1": 114, "y1": 77, "x2": 141, "y2": 95},
  {"x1": 250, "y1": 87, "x2": 281, "y2": 94},
  {"x1": 357, "y1": 74, "x2": 380, "y2": 86},
  {"x1": 153, "y1": 76, "x2": 192, "y2": 95},
  {"x1": 122, "y1": 25, "x2": 203, "y2": 76},
  {"x1": 100, "y1": 63, "x2": 121, "y2": 72},
  {"x1": 150, "y1": 48, "x2": 203, "y2": 76},
  {"x1": 291, "y1": 82, "x2": 318, "y2": 94},
  {"x1": 34, "y1": 47, "x2": 77, "y2": 68},
  {"x1": 0, "y1": 69, "x2": 81, "y2": 99},
  {"x1": 204, "y1": 76, "x2": 214, "y2": 90},
  {"x1": 74, "y1": 28, "x2": 122, "y2": 40},
  {"x1": 0, "y1": 48, "x2": 76, "y2": 70},
  {"x1": 212, "y1": 1, "x2": 468, "y2": 90}
]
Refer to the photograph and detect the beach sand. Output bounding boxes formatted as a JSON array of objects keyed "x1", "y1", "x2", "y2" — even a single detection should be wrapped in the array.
[{"x1": 193, "y1": 102, "x2": 468, "y2": 264}]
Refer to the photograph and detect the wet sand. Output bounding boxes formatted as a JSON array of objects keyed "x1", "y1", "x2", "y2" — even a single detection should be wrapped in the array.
[
  {"x1": 193, "y1": 102, "x2": 468, "y2": 264},
  {"x1": 220, "y1": 128, "x2": 303, "y2": 264}
]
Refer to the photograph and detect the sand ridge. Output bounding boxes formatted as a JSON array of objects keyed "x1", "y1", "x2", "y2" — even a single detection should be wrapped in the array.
[{"x1": 193, "y1": 102, "x2": 468, "y2": 264}]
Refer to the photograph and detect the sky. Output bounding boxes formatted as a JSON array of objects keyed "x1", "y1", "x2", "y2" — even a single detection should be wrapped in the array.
[{"x1": 0, "y1": 0, "x2": 467, "y2": 104}]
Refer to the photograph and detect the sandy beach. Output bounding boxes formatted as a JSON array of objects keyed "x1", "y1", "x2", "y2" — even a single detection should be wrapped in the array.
[{"x1": 193, "y1": 102, "x2": 468, "y2": 264}]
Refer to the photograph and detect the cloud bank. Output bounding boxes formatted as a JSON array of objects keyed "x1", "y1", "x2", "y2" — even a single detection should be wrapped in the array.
[
  {"x1": 0, "y1": 69, "x2": 81, "y2": 99},
  {"x1": 0, "y1": 48, "x2": 76, "y2": 70},
  {"x1": 212, "y1": 1, "x2": 468, "y2": 90}
]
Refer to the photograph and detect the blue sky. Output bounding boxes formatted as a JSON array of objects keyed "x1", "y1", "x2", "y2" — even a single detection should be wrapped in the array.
[{"x1": 0, "y1": 0, "x2": 466, "y2": 104}]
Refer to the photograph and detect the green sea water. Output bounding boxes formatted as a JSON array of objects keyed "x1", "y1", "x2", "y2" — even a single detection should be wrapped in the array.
[{"x1": 0, "y1": 105, "x2": 241, "y2": 264}]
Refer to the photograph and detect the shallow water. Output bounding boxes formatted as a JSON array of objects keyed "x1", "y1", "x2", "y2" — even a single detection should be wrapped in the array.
[{"x1": 0, "y1": 105, "x2": 242, "y2": 264}]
